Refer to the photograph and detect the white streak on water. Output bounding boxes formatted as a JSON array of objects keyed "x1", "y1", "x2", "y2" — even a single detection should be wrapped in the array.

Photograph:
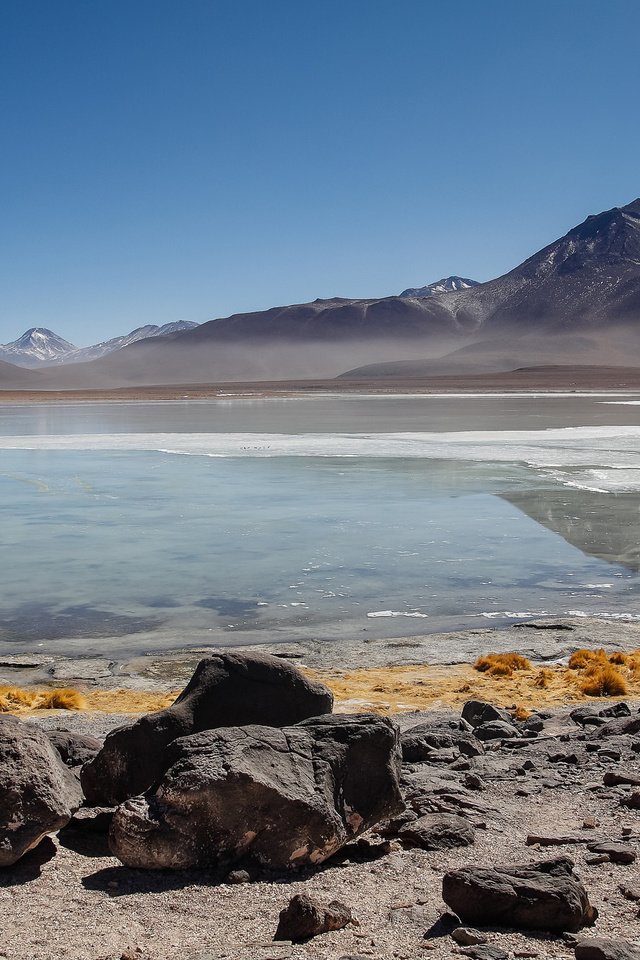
[{"x1": 3, "y1": 426, "x2": 640, "y2": 492}]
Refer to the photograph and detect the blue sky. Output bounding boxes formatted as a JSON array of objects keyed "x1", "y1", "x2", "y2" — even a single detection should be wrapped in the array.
[{"x1": 1, "y1": 0, "x2": 639, "y2": 345}]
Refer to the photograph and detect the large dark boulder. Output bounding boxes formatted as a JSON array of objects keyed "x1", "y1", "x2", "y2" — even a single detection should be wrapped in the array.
[
  {"x1": 82, "y1": 651, "x2": 333, "y2": 805},
  {"x1": 0, "y1": 716, "x2": 83, "y2": 867},
  {"x1": 442, "y1": 856, "x2": 597, "y2": 933},
  {"x1": 110, "y1": 713, "x2": 402, "y2": 870}
]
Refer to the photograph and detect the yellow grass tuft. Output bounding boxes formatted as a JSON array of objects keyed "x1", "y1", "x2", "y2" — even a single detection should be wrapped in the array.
[
  {"x1": 533, "y1": 668, "x2": 554, "y2": 688},
  {"x1": 568, "y1": 648, "x2": 608, "y2": 670},
  {"x1": 579, "y1": 664, "x2": 628, "y2": 697},
  {"x1": 608, "y1": 651, "x2": 628, "y2": 665},
  {"x1": 474, "y1": 652, "x2": 532, "y2": 678},
  {"x1": 0, "y1": 685, "x2": 86, "y2": 712}
]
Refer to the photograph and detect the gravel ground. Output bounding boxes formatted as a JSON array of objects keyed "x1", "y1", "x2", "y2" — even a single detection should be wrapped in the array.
[{"x1": 2, "y1": 705, "x2": 640, "y2": 960}]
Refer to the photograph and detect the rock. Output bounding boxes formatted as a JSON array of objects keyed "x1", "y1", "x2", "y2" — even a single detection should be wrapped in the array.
[
  {"x1": 599, "y1": 702, "x2": 631, "y2": 719},
  {"x1": 603, "y1": 771, "x2": 640, "y2": 788},
  {"x1": 398, "y1": 813, "x2": 475, "y2": 850},
  {"x1": 574, "y1": 937, "x2": 640, "y2": 960},
  {"x1": 597, "y1": 749, "x2": 621, "y2": 761},
  {"x1": 82, "y1": 651, "x2": 334, "y2": 805},
  {"x1": 620, "y1": 885, "x2": 640, "y2": 901},
  {"x1": 274, "y1": 894, "x2": 352, "y2": 942},
  {"x1": 46, "y1": 729, "x2": 103, "y2": 767},
  {"x1": 442, "y1": 856, "x2": 597, "y2": 932},
  {"x1": 621, "y1": 792, "x2": 640, "y2": 809},
  {"x1": 225, "y1": 869, "x2": 252, "y2": 884},
  {"x1": 110, "y1": 714, "x2": 403, "y2": 870},
  {"x1": 522, "y1": 715, "x2": 545, "y2": 733},
  {"x1": 586, "y1": 842, "x2": 636, "y2": 864},
  {"x1": 461, "y1": 701, "x2": 511, "y2": 729},
  {"x1": 401, "y1": 724, "x2": 484, "y2": 762},
  {"x1": 571, "y1": 707, "x2": 605, "y2": 728},
  {"x1": 452, "y1": 926, "x2": 488, "y2": 945},
  {"x1": 594, "y1": 716, "x2": 640, "y2": 739},
  {"x1": 526, "y1": 834, "x2": 584, "y2": 847},
  {"x1": 0, "y1": 715, "x2": 83, "y2": 866},
  {"x1": 460, "y1": 947, "x2": 509, "y2": 960},
  {"x1": 474, "y1": 720, "x2": 520, "y2": 741}
]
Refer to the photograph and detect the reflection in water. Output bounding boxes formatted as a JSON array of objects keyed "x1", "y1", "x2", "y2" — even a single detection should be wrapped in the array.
[{"x1": 502, "y1": 489, "x2": 640, "y2": 571}]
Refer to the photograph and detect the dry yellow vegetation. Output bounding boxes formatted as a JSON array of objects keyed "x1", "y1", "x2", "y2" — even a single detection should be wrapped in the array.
[
  {"x1": 474, "y1": 652, "x2": 532, "y2": 677},
  {"x1": 0, "y1": 686, "x2": 87, "y2": 712},
  {"x1": 3, "y1": 648, "x2": 640, "y2": 718}
]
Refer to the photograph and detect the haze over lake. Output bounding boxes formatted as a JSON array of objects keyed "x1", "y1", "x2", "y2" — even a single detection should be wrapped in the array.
[{"x1": 1, "y1": 394, "x2": 639, "y2": 660}]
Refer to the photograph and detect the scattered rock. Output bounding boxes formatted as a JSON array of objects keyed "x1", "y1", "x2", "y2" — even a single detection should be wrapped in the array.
[
  {"x1": 603, "y1": 771, "x2": 640, "y2": 788},
  {"x1": 574, "y1": 937, "x2": 640, "y2": 960},
  {"x1": 110, "y1": 714, "x2": 403, "y2": 870},
  {"x1": 594, "y1": 716, "x2": 640, "y2": 739},
  {"x1": 442, "y1": 856, "x2": 597, "y2": 932},
  {"x1": 401, "y1": 724, "x2": 484, "y2": 762},
  {"x1": 474, "y1": 720, "x2": 520, "y2": 741},
  {"x1": 599, "y1": 703, "x2": 631, "y2": 719},
  {"x1": 462, "y1": 701, "x2": 511, "y2": 729},
  {"x1": 460, "y1": 946, "x2": 509, "y2": 960},
  {"x1": 82, "y1": 651, "x2": 334, "y2": 805},
  {"x1": 621, "y1": 791, "x2": 640, "y2": 809},
  {"x1": 452, "y1": 926, "x2": 488, "y2": 945},
  {"x1": 586, "y1": 842, "x2": 636, "y2": 864},
  {"x1": 0, "y1": 715, "x2": 83, "y2": 866},
  {"x1": 398, "y1": 813, "x2": 475, "y2": 850},
  {"x1": 274, "y1": 894, "x2": 352, "y2": 942}
]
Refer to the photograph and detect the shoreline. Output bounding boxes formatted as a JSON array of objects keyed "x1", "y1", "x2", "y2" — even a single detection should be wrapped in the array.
[
  {"x1": 3, "y1": 616, "x2": 640, "y2": 717},
  {"x1": 3, "y1": 364, "x2": 640, "y2": 402}
]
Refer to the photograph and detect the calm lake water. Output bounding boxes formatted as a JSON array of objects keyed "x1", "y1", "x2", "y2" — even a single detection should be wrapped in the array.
[{"x1": 1, "y1": 394, "x2": 640, "y2": 658}]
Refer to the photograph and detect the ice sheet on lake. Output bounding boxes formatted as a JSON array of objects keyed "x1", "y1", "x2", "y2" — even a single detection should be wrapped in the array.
[{"x1": 2, "y1": 426, "x2": 640, "y2": 492}]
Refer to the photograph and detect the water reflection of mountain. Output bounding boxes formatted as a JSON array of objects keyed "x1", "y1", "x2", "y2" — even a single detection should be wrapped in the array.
[{"x1": 501, "y1": 489, "x2": 640, "y2": 571}]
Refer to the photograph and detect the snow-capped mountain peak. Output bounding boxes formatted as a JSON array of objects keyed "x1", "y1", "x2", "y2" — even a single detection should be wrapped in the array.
[
  {"x1": 0, "y1": 320, "x2": 199, "y2": 368},
  {"x1": 400, "y1": 276, "x2": 480, "y2": 298},
  {"x1": 0, "y1": 328, "x2": 76, "y2": 365}
]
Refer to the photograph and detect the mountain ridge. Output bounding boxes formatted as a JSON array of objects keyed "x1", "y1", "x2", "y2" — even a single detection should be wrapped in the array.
[{"x1": 2, "y1": 198, "x2": 640, "y2": 388}]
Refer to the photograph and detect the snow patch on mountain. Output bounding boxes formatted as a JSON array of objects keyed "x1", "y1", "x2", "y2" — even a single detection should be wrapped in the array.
[
  {"x1": 0, "y1": 321, "x2": 199, "y2": 367},
  {"x1": 400, "y1": 276, "x2": 480, "y2": 298}
]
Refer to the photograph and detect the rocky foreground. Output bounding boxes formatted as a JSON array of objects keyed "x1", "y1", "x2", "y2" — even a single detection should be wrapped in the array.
[{"x1": 1, "y1": 651, "x2": 640, "y2": 960}]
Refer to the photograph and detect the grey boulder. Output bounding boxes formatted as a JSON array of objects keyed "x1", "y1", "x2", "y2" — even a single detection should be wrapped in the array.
[
  {"x1": 575, "y1": 938, "x2": 640, "y2": 960},
  {"x1": 274, "y1": 894, "x2": 352, "y2": 941},
  {"x1": 0, "y1": 715, "x2": 83, "y2": 866},
  {"x1": 82, "y1": 650, "x2": 334, "y2": 805},
  {"x1": 398, "y1": 813, "x2": 475, "y2": 850},
  {"x1": 401, "y1": 723, "x2": 484, "y2": 762},
  {"x1": 442, "y1": 856, "x2": 597, "y2": 932},
  {"x1": 461, "y1": 701, "x2": 511, "y2": 728},
  {"x1": 110, "y1": 713, "x2": 403, "y2": 870}
]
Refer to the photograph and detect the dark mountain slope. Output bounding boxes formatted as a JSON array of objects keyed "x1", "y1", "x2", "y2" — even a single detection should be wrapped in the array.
[{"x1": 15, "y1": 198, "x2": 640, "y2": 387}]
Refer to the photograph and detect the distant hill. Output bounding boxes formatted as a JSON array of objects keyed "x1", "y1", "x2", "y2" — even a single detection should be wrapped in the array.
[
  {"x1": 0, "y1": 358, "x2": 40, "y2": 386},
  {"x1": 400, "y1": 276, "x2": 480, "y2": 298},
  {"x1": 2, "y1": 199, "x2": 640, "y2": 389},
  {"x1": 0, "y1": 321, "x2": 199, "y2": 368}
]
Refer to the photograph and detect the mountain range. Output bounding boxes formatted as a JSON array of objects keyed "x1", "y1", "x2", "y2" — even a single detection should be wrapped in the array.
[
  {"x1": 0, "y1": 321, "x2": 199, "y2": 368},
  {"x1": 1, "y1": 198, "x2": 640, "y2": 388}
]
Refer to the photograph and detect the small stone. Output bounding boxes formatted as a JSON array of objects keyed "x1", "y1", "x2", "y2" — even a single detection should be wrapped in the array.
[
  {"x1": 587, "y1": 842, "x2": 636, "y2": 864},
  {"x1": 274, "y1": 894, "x2": 352, "y2": 942},
  {"x1": 225, "y1": 869, "x2": 252, "y2": 884},
  {"x1": 574, "y1": 936, "x2": 640, "y2": 959},
  {"x1": 460, "y1": 946, "x2": 509, "y2": 960},
  {"x1": 451, "y1": 926, "x2": 488, "y2": 946}
]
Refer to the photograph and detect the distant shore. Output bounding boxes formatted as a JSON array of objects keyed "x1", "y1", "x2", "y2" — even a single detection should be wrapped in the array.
[{"x1": 3, "y1": 364, "x2": 640, "y2": 401}]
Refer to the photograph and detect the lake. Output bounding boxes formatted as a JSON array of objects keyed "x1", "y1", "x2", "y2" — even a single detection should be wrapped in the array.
[{"x1": 1, "y1": 393, "x2": 640, "y2": 659}]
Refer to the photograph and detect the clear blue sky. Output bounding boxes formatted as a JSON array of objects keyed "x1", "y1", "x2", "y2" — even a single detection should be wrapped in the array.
[{"x1": 1, "y1": 0, "x2": 639, "y2": 345}]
